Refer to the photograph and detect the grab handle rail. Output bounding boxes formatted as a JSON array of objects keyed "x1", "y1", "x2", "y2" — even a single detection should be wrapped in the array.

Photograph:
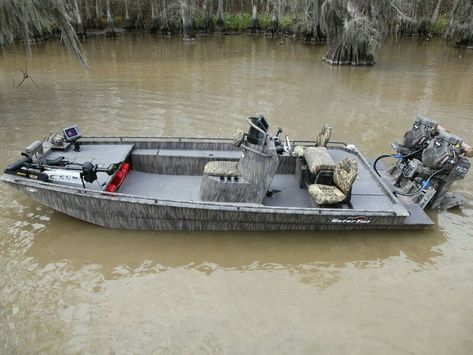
[{"x1": 246, "y1": 118, "x2": 268, "y2": 137}]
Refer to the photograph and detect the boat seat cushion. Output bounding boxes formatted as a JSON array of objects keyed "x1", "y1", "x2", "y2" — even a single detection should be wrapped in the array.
[
  {"x1": 293, "y1": 145, "x2": 305, "y2": 157},
  {"x1": 308, "y1": 158, "x2": 358, "y2": 205},
  {"x1": 308, "y1": 184, "x2": 346, "y2": 205},
  {"x1": 203, "y1": 161, "x2": 240, "y2": 177},
  {"x1": 303, "y1": 147, "x2": 335, "y2": 174},
  {"x1": 334, "y1": 158, "x2": 358, "y2": 194}
]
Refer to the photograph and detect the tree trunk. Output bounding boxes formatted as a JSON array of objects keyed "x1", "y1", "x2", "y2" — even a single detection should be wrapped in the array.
[
  {"x1": 270, "y1": 0, "x2": 278, "y2": 36},
  {"x1": 150, "y1": 0, "x2": 160, "y2": 33},
  {"x1": 123, "y1": 0, "x2": 135, "y2": 31},
  {"x1": 448, "y1": 0, "x2": 473, "y2": 48},
  {"x1": 431, "y1": 0, "x2": 442, "y2": 23},
  {"x1": 249, "y1": 1, "x2": 259, "y2": 32},
  {"x1": 201, "y1": 0, "x2": 214, "y2": 33},
  {"x1": 216, "y1": 0, "x2": 225, "y2": 33},
  {"x1": 84, "y1": 0, "x2": 93, "y2": 28},
  {"x1": 160, "y1": 0, "x2": 172, "y2": 35},
  {"x1": 94, "y1": 0, "x2": 103, "y2": 29},
  {"x1": 180, "y1": 0, "x2": 195, "y2": 40},
  {"x1": 322, "y1": 15, "x2": 378, "y2": 66},
  {"x1": 106, "y1": 0, "x2": 115, "y2": 37},
  {"x1": 73, "y1": 0, "x2": 86, "y2": 37},
  {"x1": 135, "y1": 5, "x2": 144, "y2": 29}
]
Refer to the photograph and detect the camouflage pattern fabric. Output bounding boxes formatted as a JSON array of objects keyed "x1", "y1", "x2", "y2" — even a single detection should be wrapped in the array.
[
  {"x1": 333, "y1": 158, "x2": 358, "y2": 194},
  {"x1": 304, "y1": 147, "x2": 335, "y2": 174},
  {"x1": 308, "y1": 184, "x2": 346, "y2": 205},
  {"x1": 315, "y1": 124, "x2": 332, "y2": 147},
  {"x1": 308, "y1": 157, "x2": 358, "y2": 205},
  {"x1": 203, "y1": 161, "x2": 240, "y2": 177},
  {"x1": 233, "y1": 129, "x2": 245, "y2": 147},
  {"x1": 293, "y1": 145, "x2": 305, "y2": 157}
]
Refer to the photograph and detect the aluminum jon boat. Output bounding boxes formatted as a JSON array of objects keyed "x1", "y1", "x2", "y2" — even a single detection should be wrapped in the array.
[{"x1": 1, "y1": 116, "x2": 471, "y2": 231}]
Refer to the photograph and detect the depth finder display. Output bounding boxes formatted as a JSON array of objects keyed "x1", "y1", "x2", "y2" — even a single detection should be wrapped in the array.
[{"x1": 63, "y1": 125, "x2": 81, "y2": 141}]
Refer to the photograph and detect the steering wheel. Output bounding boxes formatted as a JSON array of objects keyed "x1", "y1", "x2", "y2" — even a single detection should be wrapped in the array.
[{"x1": 284, "y1": 136, "x2": 292, "y2": 153}]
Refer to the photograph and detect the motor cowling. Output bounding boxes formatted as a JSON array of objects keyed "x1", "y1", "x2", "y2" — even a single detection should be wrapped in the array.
[
  {"x1": 422, "y1": 131, "x2": 462, "y2": 170},
  {"x1": 401, "y1": 115, "x2": 438, "y2": 153}
]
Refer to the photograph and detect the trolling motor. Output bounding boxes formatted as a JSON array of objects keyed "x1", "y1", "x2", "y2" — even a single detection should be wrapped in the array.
[
  {"x1": 4, "y1": 154, "x2": 118, "y2": 189},
  {"x1": 375, "y1": 116, "x2": 472, "y2": 209},
  {"x1": 78, "y1": 162, "x2": 118, "y2": 188}
]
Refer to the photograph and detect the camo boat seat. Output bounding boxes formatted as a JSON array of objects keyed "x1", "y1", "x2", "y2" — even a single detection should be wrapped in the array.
[
  {"x1": 203, "y1": 161, "x2": 240, "y2": 177},
  {"x1": 308, "y1": 158, "x2": 358, "y2": 205},
  {"x1": 304, "y1": 147, "x2": 336, "y2": 175},
  {"x1": 315, "y1": 124, "x2": 332, "y2": 147}
]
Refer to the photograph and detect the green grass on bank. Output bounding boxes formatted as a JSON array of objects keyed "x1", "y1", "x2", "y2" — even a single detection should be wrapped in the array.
[
  {"x1": 429, "y1": 14, "x2": 449, "y2": 34},
  {"x1": 222, "y1": 12, "x2": 292, "y2": 31}
]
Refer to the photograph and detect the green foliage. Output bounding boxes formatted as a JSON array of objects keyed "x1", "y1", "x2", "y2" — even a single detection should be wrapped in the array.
[
  {"x1": 258, "y1": 14, "x2": 272, "y2": 29},
  {"x1": 430, "y1": 14, "x2": 449, "y2": 34},
  {"x1": 224, "y1": 12, "x2": 251, "y2": 30},
  {"x1": 222, "y1": 12, "x2": 292, "y2": 31},
  {"x1": 279, "y1": 16, "x2": 293, "y2": 31},
  {"x1": 96, "y1": 16, "x2": 123, "y2": 28}
]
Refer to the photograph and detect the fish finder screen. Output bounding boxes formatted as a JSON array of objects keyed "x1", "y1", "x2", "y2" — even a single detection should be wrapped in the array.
[{"x1": 63, "y1": 126, "x2": 81, "y2": 141}]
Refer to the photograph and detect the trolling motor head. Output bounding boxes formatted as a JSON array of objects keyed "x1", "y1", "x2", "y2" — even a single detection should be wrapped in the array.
[
  {"x1": 81, "y1": 162, "x2": 118, "y2": 183},
  {"x1": 81, "y1": 162, "x2": 98, "y2": 183}
]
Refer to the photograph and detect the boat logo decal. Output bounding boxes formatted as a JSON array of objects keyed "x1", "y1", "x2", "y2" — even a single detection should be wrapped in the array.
[
  {"x1": 26, "y1": 187, "x2": 38, "y2": 193},
  {"x1": 331, "y1": 216, "x2": 371, "y2": 224}
]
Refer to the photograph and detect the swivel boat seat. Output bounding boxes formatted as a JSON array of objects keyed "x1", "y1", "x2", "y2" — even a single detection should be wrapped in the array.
[
  {"x1": 199, "y1": 116, "x2": 281, "y2": 204},
  {"x1": 308, "y1": 157, "x2": 358, "y2": 206},
  {"x1": 295, "y1": 124, "x2": 336, "y2": 187}
]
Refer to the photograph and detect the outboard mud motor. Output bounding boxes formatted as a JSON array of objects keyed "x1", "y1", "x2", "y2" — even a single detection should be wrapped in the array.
[
  {"x1": 377, "y1": 116, "x2": 472, "y2": 210},
  {"x1": 415, "y1": 131, "x2": 471, "y2": 208}
]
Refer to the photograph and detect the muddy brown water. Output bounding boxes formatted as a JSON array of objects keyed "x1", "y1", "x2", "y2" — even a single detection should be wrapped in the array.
[{"x1": 1, "y1": 34, "x2": 473, "y2": 354}]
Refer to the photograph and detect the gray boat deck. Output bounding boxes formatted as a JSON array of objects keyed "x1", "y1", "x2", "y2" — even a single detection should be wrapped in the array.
[
  {"x1": 120, "y1": 164, "x2": 397, "y2": 212},
  {"x1": 120, "y1": 172, "x2": 204, "y2": 201},
  {"x1": 47, "y1": 144, "x2": 134, "y2": 168},
  {"x1": 119, "y1": 172, "x2": 314, "y2": 207},
  {"x1": 43, "y1": 144, "x2": 134, "y2": 190}
]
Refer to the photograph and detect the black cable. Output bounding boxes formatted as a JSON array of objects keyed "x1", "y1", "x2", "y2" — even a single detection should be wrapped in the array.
[
  {"x1": 373, "y1": 154, "x2": 402, "y2": 176},
  {"x1": 393, "y1": 166, "x2": 450, "y2": 197},
  {"x1": 373, "y1": 147, "x2": 425, "y2": 177}
]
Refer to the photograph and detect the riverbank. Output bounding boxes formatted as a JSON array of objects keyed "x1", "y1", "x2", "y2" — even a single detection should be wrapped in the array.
[{"x1": 35, "y1": 12, "x2": 452, "y2": 45}]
